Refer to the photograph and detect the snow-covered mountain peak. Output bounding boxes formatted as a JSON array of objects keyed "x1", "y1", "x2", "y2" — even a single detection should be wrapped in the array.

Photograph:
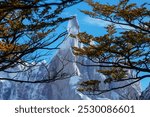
[
  {"x1": 0, "y1": 17, "x2": 144, "y2": 100},
  {"x1": 67, "y1": 16, "x2": 79, "y2": 35},
  {"x1": 60, "y1": 16, "x2": 79, "y2": 50}
]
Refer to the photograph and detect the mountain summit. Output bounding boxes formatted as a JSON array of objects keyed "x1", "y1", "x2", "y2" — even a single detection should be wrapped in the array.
[{"x1": 0, "y1": 17, "x2": 144, "y2": 100}]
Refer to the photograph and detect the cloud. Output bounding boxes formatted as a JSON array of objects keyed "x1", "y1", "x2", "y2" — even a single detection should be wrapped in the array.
[{"x1": 83, "y1": 16, "x2": 134, "y2": 30}]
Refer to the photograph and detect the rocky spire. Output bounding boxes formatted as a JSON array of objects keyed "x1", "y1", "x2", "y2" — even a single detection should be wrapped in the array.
[
  {"x1": 67, "y1": 16, "x2": 79, "y2": 35},
  {"x1": 60, "y1": 16, "x2": 79, "y2": 50}
]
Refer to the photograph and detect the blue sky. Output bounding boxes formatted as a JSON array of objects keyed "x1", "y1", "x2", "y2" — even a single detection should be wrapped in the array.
[{"x1": 53, "y1": 0, "x2": 150, "y2": 90}]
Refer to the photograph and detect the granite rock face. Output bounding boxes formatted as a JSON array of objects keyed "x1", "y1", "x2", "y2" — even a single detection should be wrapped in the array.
[{"x1": 0, "y1": 17, "x2": 142, "y2": 100}]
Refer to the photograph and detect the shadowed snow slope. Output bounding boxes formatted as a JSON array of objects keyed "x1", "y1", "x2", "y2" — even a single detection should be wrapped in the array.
[{"x1": 0, "y1": 17, "x2": 142, "y2": 100}]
